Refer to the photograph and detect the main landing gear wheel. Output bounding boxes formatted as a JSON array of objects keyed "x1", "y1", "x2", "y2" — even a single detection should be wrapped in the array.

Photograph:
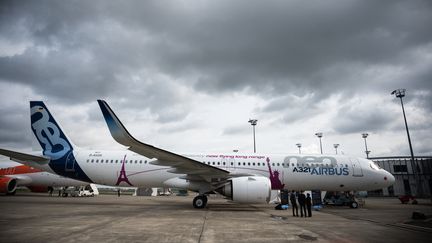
[
  {"x1": 350, "y1": 201, "x2": 359, "y2": 209},
  {"x1": 193, "y1": 195, "x2": 208, "y2": 209}
]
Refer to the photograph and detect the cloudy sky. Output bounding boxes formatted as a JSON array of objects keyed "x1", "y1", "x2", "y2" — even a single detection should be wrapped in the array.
[{"x1": 0, "y1": 0, "x2": 431, "y2": 160}]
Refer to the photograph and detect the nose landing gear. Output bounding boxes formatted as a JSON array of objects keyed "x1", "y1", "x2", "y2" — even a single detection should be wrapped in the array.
[{"x1": 193, "y1": 195, "x2": 208, "y2": 209}]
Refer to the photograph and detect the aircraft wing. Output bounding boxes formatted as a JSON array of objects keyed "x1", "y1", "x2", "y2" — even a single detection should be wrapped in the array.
[
  {"x1": 97, "y1": 100, "x2": 230, "y2": 178},
  {"x1": 0, "y1": 148, "x2": 50, "y2": 165}
]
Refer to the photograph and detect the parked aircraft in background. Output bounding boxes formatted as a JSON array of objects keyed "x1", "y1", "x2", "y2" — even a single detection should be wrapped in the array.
[
  {"x1": 0, "y1": 164, "x2": 89, "y2": 195},
  {"x1": 0, "y1": 101, "x2": 395, "y2": 208}
]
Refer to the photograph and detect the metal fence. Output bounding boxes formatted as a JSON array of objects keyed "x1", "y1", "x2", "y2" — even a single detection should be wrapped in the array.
[{"x1": 369, "y1": 156, "x2": 432, "y2": 197}]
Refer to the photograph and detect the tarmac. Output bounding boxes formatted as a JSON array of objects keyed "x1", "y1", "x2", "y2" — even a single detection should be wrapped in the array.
[{"x1": 0, "y1": 193, "x2": 431, "y2": 243}]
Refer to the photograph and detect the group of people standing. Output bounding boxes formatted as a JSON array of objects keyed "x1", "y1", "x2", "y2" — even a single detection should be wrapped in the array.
[{"x1": 289, "y1": 191, "x2": 312, "y2": 217}]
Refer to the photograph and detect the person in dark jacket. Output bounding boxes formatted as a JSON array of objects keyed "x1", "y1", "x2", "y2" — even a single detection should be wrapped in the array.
[
  {"x1": 290, "y1": 190, "x2": 298, "y2": 217},
  {"x1": 298, "y1": 191, "x2": 307, "y2": 217},
  {"x1": 306, "y1": 193, "x2": 312, "y2": 217}
]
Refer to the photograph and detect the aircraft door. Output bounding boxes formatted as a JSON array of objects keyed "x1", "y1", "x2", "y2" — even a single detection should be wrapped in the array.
[
  {"x1": 350, "y1": 158, "x2": 363, "y2": 177},
  {"x1": 65, "y1": 151, "x2": 77, "y2": 172}
]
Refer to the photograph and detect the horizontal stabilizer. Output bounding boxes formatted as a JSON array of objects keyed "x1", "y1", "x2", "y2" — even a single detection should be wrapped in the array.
[{"x1": 0, "y1": 148, "x2": 50, "y2": 164}]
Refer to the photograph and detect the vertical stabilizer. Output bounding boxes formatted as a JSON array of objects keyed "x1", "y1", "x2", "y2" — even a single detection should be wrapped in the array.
[
  {"x1": 30, "y1": 101, "x2": 75, "y2": 158},
  {"x1": 29, "y1": 101, "x2": 92, "y2": 183}
]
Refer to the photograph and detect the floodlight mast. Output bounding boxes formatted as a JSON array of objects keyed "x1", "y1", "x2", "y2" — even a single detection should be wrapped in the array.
[
  {"x1": 391, "y1": 89, "x2": 419, "y2": 195},
  {"x1": 248, "y1": 119, "x2": 258, "y2": 153},
  {"x1": 296, "y1": 143, "x2": 302, "y2": 154},
  {"x1": 315, "y1": 132, "x2": 323, "y2": 154},
  {"x1": 362, "y1": 133, "x2": 370, "y2": 158},
  {"x1": 333, "y1": 144, "x2": 339, "y2": 155}
]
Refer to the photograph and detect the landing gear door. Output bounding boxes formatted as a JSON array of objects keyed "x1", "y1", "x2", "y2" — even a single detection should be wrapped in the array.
[{"x1": 350, "y1": 158, "x2": 363, "y2": 177}]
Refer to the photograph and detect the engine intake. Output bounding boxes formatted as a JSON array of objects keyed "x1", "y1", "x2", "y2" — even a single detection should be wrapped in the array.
[
  {"x1": 216, "y1": 176, "x2": 271, "y2": 204},
  {"x1": 0, "y1": 177, "x2": 17, "y2": 194}
]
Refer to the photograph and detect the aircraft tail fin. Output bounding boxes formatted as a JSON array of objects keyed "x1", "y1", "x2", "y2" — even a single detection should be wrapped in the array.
[{"x1": 30, "y1": 101, "x2": 75, "y2": 159}]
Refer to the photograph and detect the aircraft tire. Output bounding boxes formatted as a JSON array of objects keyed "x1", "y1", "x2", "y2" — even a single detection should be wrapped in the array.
[
  {"x1": 350, "y1": 201, "x2": 359, "y2": 209},
  {"x1": 193, "y1": 195, "x2": 207, "y2": 209}
]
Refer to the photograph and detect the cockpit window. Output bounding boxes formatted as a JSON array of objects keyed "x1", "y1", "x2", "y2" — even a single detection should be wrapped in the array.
[{"x1": 370, "y1": 161, "x2": 380, "y2": 170}]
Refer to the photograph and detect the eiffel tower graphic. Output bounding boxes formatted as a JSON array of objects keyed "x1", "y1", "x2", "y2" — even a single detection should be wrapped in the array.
[{"x1": 116, "y1": 155, "x2": 133, "y2": 186}]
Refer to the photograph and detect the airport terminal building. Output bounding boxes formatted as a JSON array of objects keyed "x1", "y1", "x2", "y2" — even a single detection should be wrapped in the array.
[{"x1": 370, "y1": 156, "x2": 432, "y2": 197}]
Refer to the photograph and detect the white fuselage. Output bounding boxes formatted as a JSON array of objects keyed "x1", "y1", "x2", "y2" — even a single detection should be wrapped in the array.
[
  {"x1": 7, "y1": 171, "x2": 89, "y2": 187},
  {"x1": 35, "y1": 150, "x2": 394, "y2": 192}
]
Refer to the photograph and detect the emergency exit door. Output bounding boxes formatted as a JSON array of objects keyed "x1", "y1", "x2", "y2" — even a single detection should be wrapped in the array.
[{"x1": 350, "y1": 158, "x2": 363, "y2": 177}]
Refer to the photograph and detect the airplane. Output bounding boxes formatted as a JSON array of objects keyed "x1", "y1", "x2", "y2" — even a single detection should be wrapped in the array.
[
  {"x1": 0, "y1": 100, "x2": 395, "y2": 208},
  {"x1": 0, "y1": 163, "x2": 90, "y2": 195}
]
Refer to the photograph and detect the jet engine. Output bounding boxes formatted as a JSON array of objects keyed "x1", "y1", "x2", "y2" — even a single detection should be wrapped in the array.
[
  {"x1": 216, "y1": 176, "x2": 271, "y2": 204},
  {"x1": 0, "y1": 177, "x2": 17, "y2": 194}
]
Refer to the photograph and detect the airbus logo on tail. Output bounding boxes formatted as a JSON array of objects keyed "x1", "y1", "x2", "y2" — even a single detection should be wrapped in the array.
[{"x1": 31, "y1": 105, "x2": 70, "y2": 160}]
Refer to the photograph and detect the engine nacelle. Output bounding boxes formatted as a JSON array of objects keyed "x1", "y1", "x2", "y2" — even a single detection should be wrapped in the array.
[
  {"x1": 0, "y1": 177, "x2": 17, "y2": 194},
  {"x1": 216, "y1": 176, "x2": 271, "y2": 204}
]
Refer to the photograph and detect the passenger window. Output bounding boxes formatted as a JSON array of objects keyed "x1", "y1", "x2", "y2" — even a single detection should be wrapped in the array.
[
  {"x1": 217, "y1": 162, "x2": 220, "y2": 165},
  {"x1": 253, "y1": 163, "x2": 255, "y2": 166},
  {"x1": 96, "y1": 160, "x2": 99, "y2": 163},
  {"x1": 223, "y1": 162, "x2": 226, "y2": 165},
  {"x1": 115, "y1": 160, "x2": 118, "y2": 163},
  {"x1": 238, "y1": 162, "x2": 241, "y2": 166},
  {"x1": 212, "y1": 162, "x2": 215, "y2": 165},
  {"x1": 231, "y1": 162, "x2": 233, "y2": 166},
  {"x1": 277, "y1": 163, "x2": 280, "y2": 166},
  {"x1": 243, "y1": 162, "x2": 246, "y2": 166},
  {"x1": 248, "y1": 163, "x2": 250, "y2": 166},
  {"x1": 272, "y1": 163, "x2": 275, "y2": 166},
  {"x1": 91, "y1": 159, "x2": 94, "y2": 163},
  {"x1": 86, "y1": 159, "x2": 89, "y2": 162},
  {"x1": 145, "y1": 160, "x2": 147, "y2": 164}
]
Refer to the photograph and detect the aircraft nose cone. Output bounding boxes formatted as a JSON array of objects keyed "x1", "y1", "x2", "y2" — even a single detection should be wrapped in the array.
[{"x1": 384, "y1": 171, "x2": 395, "y2": 185}]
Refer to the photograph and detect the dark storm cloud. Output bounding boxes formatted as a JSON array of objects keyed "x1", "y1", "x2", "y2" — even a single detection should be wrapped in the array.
[
  {"x1": 0, "y1": 0, "x2": 431, "y2": 153},
  {"x1": 332, "y1": 101, "x2": 394, "y2": 134},
  {"x1": 2, "y1": 1, "x2": 431, "y2": 101},
  {"x1": 0, "y1": 103, "x2": 32, "y2": 148}
]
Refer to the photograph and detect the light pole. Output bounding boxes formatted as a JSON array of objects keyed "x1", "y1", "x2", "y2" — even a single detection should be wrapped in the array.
[
  {"x1": 391, "y1": 89, "x2": 418, "y2": 195},
  {"x1": 248, "y1": 119, "x2": 258, "y2": 153},
  {"x1": 315, "y1": 132, "x2": 323, "y2": 154},
  {"x1": 296, "y1": 143, "x2": 302, "y2": 154},
  {"x1": 362, "y1": 133, "x2": 370, "y2": 158},
  {"x1": 333, "y1": 144, "x2": 339, "y2": 155}
]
